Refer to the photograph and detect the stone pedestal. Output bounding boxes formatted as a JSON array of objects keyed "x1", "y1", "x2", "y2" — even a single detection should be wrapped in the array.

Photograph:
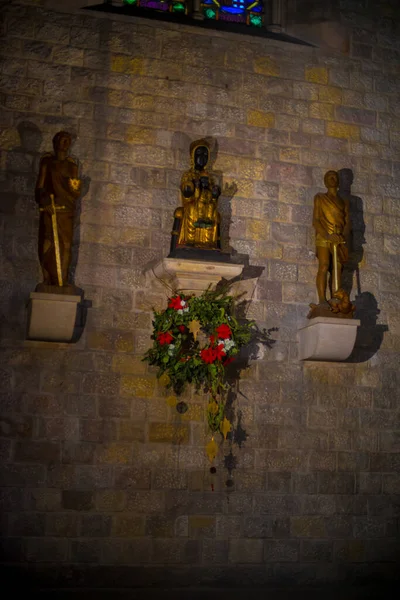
[
  {"x1": 149, "y1": 257, "x2": 245, "y2": 295},
  {"x1": 298, "y1": 317, "x2": 360, "y2": 362},
  {"x1": 27, "y1": 292, "x2": 84, "y2": 343}
]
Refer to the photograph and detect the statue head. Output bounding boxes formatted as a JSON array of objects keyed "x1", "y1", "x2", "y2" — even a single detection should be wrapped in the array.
[
  {"x1": 190, "y1": 139, "x2": 210, "y2": 171},
  {"x1": 53, "y1": 131, "x2": 72, "y2": 153},
  {"x1": 324, "y1": 170, "x2": 339, "y2": 189}
]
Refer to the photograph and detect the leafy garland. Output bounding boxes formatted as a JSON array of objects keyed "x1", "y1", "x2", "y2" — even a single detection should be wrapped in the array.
[{"x1": 143, "y1": 286, "x2": 255, "y2": 460}]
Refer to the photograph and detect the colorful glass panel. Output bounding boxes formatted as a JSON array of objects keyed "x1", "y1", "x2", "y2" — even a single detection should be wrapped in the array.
[
  {"x1": 122, "y1": 0, "x2": 264, "y2": 26},
  {"x1": 201, "y1": 0, "x2": 264, "y2": 26},
  {"x1": 124, "y1": 0, "x2": 188, "y2": 14}
]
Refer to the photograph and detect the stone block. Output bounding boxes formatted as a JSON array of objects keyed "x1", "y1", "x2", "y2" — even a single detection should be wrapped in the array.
[
  {"x1": 214, "y1": 515, "x2": 240, "y2": 538},
  {"x1": 353, "y1": 516, "x2": 386, "y2": 538},
  {"x1": 291, "y1": 516, "x2": 325, "y2": 538},
  {"x1": 326, "y1": 122, "x2": 360, "y2": 139},
  {"x1": 309, "y1": 102, "x2": 335, "y2": 120},
  {"x1": 95, "y1": 490, "x2": 127, "y2": 512},
  {"x1": 382, "y1": 474, "x2": 400, "y2": 495},
  {"x1": 113, "y1": 514, "x2": 146, "y2": 537},
  {"x1": 334, "y1": 539, "x2": 367, "y2": 562},
  {"x1": 0, "y1": 415, "x2": 33, "y2": 439},
  {"x1": 120, "y1": 375, "x2": 155, "y2": 398},
  {"x1": 152, "y1": 469, "x2": 187, "y2": 490},
  {"x1": 96, "y1": 443, "x2": 132, "y2": 465},
  {"x1": 279, "y1": 429, "x2": 328, "y2": 451},
  {"x1": 292, "y1": 473, "x2": 318, "y2": 495},
  {"x1": 247, "y1": 109, "x2": 275, "y2": 128},
  {"x1": 82, "y1": 372, "x2": 121, "y2": 396},
  {"x1": 229, "y1": 539, "x2": 263, "y2": 563},
  {"x1": 336, "y1": 106, "x2": 376, "y2": 126},
  {"x1": 62, "y1": 442, "x2": 95, "y2": 465},
  {"x1": 325, "y1": 515, "x2": 352, "y2": 538},
  {"x1": 301, "y1": 540, "x2": 333, "y2": 562},
  {"x1": 269, "y1": 261, "x2": 297, "y2": 282},
  {"x1": 329, "y1": 430, "x2": 352, "y2": 451},
  {"x1": 264, "y1": 539, "x2": 299, "y2": 562},
  {"x1": 75, "y1": 466, "x2": 113, "y2": 490},
  {"x1": 25, "y1": 538, "x2": 68, "y2": 562},
  {"x1": 318, "y1": 472, "x2": 355, "y2": 495},
  {"x1": 338, "y1": 452, "x2": 370, "y2": 471},
  {"x1": 114, "y1": 467, "x2": 150, "y2": 490},
  {"x1": 302, "y1": 118, "x2": 325, "y2": 134},
  {"x1": 189, "y1": 515, "x2": 216, "y2": 538},
  {"x1": 126, "y1": 491, "x2": 164, "y2": 513},
  {"x1": 305, "y1": 67, "x2": 328, "y2": 85},
  {"x1": 202, "y1": 539, "x2": 229, "y2": 563},
  {"x1": 62, "y1": 490, "x2": 94, "y2": 511},
  {"x1": 46, "y1": 513, "x2": 79, "y2": 537},
  {"x1": 70, "y1": 540, "x2": 102, "y2": 563},
  {"x1": 25, "y1": 488, "x2": 61, "y2": 512},
  {"x1": 275, "y1": 114, "x2": 300, "y2": 132},
  {"x1": 148, "y1": 423, "x2": 189, "y2": 444},
  {"x1": 253, "y1": 494, "x2": 300, "y2": 515},
  {"x1": 9, "y1": 513, "x2": 45, "y2": 537},
  {"x1": 14, "y1": 441, "x2": 60, "y2": 464},
  {"x1": 98, "y1": 397, "x2": 131, "y2": 418}
]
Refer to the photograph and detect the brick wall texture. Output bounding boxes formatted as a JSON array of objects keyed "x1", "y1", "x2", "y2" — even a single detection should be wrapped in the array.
[{"x1": 0, "y1": 0, "x2": 399, "y2": 590}]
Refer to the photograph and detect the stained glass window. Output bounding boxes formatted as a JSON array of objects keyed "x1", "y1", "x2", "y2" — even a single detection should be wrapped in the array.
[
  {"x1": 122, "y1": 0, "x2": 264, "y2": 26},
  {"x1": 201, "y1": 0, "x2": 263, "y2": 27},
  {"x1": 123, "y1": 0, "x2": 188, "y2": 15}
]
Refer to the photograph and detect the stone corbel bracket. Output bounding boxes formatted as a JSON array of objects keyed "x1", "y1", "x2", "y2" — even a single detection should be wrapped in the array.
[
  {"x1": 27, "y1": 292, "x2": 87, "y2": 343},
  {"x1": 298, "y1": 316, "x2": 360, "y2": 362},
  {"x1": 148, "y1": 257, "x2": 245, "y2": 296}
]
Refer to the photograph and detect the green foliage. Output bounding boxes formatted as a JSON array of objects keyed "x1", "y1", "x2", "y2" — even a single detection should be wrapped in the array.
[{"x1": 143, "y1": 286, "x2": 254, "y2": 400}]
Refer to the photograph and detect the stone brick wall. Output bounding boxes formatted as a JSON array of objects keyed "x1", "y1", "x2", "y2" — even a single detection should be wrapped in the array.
[{"x1": 0, "y1": 0, "x2": 399, "y2": 590}]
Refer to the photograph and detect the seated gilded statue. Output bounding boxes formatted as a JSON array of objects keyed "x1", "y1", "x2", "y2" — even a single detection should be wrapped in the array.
[{"x1": 170, "y1": 139, "x2": 221, "y2": 252}]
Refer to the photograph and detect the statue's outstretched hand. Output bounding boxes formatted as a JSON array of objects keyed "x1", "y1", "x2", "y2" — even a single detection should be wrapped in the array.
[{"x1": 223, "y1": 182, "x2": 238, "y2": 198}]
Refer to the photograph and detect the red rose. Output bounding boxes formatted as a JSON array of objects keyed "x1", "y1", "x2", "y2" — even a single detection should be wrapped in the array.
[
  {"x1": 178, "y1": 325, "x2": 186, "y2": 333},
  {"x1": 168, "y1": 296, "x2": 183, "y2": 310},
  {"x1": 200, "y1": 348, "x2": 216, "y2": 364},
  {"x1": 157, "y1": 331, "x2": 173, "y2": 345},
  {"x1": 215, "y1": 343, "x2": 226, "y2": 361},
  {"x1": 209, "y1": 334, "x2": 216, "y2": 345},
  {"x1": 216, "y1": 324, "x2": 231, "y2": 339}
]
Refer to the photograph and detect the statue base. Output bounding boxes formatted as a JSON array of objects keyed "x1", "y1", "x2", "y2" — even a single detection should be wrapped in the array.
[
  {"x1": 27, "y1": 291, "x2": 87, "y2": 343},
  {"x1": 298, "y1": 317, "x2": 360, "y2": 362},
  {"x1": 307, "y1": 303, "x2": 354, "y2": 319},
  {"x1": 168, "y1": 247, "x2": 234, "y2": 263},
  {"x1": 150, "y1": 256, "x2": 244, "y2": 295}
]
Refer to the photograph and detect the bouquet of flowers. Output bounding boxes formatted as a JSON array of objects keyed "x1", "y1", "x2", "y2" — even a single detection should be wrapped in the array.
[{"x1": 143, "y1": 286, "x2": 255, "y2": 456}]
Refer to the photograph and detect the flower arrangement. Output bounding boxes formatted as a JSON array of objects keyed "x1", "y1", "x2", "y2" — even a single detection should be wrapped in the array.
[{"x1": 143, "y1": 286, "x2": 256, "y2": 460}]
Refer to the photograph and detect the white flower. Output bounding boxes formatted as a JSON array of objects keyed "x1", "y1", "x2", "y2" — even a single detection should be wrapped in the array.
[
  {"x1": 184, "y1": 307, "x2": 189, "y2": 313},
  {"x1": 180, "y1": 300, "x2": 186, "y2": 307},
  {"x1": 223, "y1": 339, "x2": 236, "y2": 352},
  {"x1": 168, "y1": 344, "x2": 175, "y2": 356},
  {"x1": 177, "y1": 309, "x2": 183, "y2": 315}
]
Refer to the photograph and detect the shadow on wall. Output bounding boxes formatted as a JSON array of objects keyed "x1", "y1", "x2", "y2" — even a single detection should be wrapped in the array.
[
  {"x1": 338, "y1": 168, "x2": 387, "y2": 362},
  {"x1": 0, "y1": 121, "x2": 43, "y2": 340}
]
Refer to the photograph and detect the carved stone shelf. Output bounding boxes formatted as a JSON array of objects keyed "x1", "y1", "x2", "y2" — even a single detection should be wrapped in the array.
[
  {"x1": 27, "y1": 292, "x2": 84, "y2": 343},
  {"x1": 149, "y1": 257, "x2": 244, "y2": 296},
  {"x1": 298, "y1": 316, "x2": 360, "y2": 362}
]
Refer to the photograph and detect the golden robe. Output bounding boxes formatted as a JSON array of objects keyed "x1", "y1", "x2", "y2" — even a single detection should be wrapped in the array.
[{"x1": 176, "y1": 141, "x2": 220, "y2": 250}]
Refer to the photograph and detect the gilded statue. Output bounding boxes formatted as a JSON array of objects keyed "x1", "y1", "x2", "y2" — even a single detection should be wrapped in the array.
[
  {"x1": 35, "y1": 131, "x2": 81, "y2": 291},
  {"x1": 170, "y1": 139, "x2": 221, "y2": 252},
  {"x1": 308, "y1": 170, "x2": 354, "y2": 319}
]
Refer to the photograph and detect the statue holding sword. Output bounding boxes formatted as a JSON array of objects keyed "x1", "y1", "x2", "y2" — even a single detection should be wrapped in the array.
[
  {"x1": 309, "y1": 170, "x2": 354, "y2": 319},
  {"x1": 35, "y1": 131, "x2": 81, "y2": 291}
]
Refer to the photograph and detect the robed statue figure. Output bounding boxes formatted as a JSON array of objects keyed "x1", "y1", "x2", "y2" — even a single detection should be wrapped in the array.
[
  {"x1": 35, "y1": 131, "x2": 81, "y2": 290},
  {"x1": 309, "y1": 170, "x2": 354, "y2": 318},
  {"x1": 170, "y1": 139, "x2": 221, "y2": 253}
]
